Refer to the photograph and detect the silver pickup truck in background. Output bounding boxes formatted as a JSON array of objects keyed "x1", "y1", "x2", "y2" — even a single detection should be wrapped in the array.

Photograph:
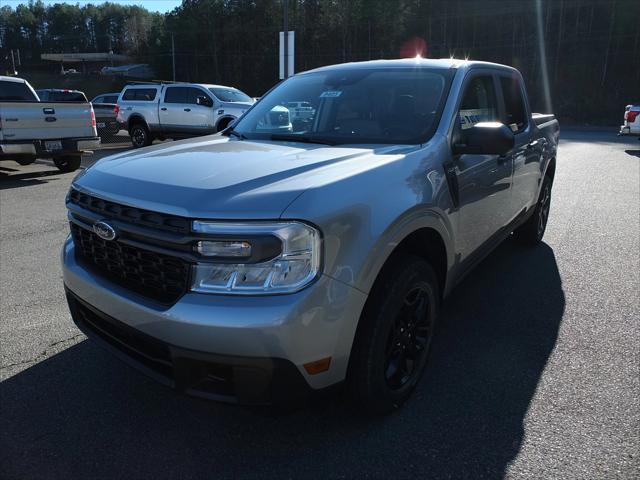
[
  {"x1": 0, "y1": 76, "x2": 100, "y2": 172},
  {"x1": 116, "y1": 82, "x2": 255, "y2": 148}
]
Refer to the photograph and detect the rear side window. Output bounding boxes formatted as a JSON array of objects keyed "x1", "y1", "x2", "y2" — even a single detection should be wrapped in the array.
[
  {"x1": 458, "y1": 76, "x2": 499, "y2": 130},
  {"x1": 122, "y1": 88, "x2": 157, "y2": 101},
  {"x1": 500, "y1": 76, "x2": 527, "y2": 133},
  {"x1": 105, "y1": 95, "x2": 119, "y2": 103},
  {"x1": 164, "y1": 87, "x2": 188, "y2": 103},
  {"x1": 0, "y1": 81, "x2": 38, "y2": 101}
]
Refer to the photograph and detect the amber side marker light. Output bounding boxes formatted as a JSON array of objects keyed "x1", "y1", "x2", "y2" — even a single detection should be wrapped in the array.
[{"x1": 303, "y1": 357, "x2": 331, "y2": 375}]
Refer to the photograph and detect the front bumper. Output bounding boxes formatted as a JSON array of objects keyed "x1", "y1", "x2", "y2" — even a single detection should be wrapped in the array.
[{"x1": 62, "y1": 236, "x2": 367, "y2": 403}]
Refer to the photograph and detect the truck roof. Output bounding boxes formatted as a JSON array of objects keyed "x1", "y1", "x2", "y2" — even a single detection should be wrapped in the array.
[
  {"x1": 304, "y1": 58, "x2": 518, "y2": 74},
  {"x1": 0, "y1": 75, "x2": 27, "y2": 83},
  {"x1": 124, "y1": 82, "x2": 238, "y2": 90}
]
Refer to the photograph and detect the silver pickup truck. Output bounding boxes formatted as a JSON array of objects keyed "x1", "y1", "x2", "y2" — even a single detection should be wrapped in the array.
[
  {"x1": 0, "y1": 76, "x2": 100, "y2": 172},
  {"x1": 116, "y1": 82, "x2": 254, "y2": 148},
  {"x1": 62, "y1": 59, "x2": 559, "y2": 414}
]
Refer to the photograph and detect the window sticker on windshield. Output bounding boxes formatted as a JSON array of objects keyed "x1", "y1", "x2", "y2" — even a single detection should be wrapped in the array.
[{"x1": 320, "y1": 91, "x2": 342, "y2": 98}]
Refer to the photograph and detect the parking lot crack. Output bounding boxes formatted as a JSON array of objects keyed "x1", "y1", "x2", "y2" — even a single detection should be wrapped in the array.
[{"x1": 0, "y1": 333, "x2": 84, "y2": 371}]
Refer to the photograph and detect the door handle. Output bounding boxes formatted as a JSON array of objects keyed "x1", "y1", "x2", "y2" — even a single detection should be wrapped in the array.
[
  {"x1": 160, "y1": 107, "x2": 167, "y2": 111},
  {"x1": 184, "y1": 108, "x2": 191, "y2": 112}
]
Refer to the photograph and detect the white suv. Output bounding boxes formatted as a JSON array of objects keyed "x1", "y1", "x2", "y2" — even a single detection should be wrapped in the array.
[{"x1": 116, "y1": 82, "x2": 255, "y2": 148}]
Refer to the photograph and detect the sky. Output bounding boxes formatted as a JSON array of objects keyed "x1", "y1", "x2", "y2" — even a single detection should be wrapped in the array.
[{"x1": 0, "y1": 0, "x2": 183, "y2": 13}]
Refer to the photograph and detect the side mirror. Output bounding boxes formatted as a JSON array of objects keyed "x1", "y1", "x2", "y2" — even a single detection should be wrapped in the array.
[
  {"x1": 196, "y1": 96, "x2": 213, "y2": 107},
  {"x1": 452, "y1": 122, "x2": 515, "y2": 156}
]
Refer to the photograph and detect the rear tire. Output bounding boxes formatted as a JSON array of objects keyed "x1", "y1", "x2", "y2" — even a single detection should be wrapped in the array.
[
  {"x1": 347, "y1": 254, "x2": 440, "y2": 415},
  {"x1": 53, "y1": 155, "x2": 82, "y2": 173},
  {"x1": 130, "y1": 123, "x2": 152, "y2": 148},
  {"x1": 513, "y1": 175, "x2": 552, "y2": 246}
]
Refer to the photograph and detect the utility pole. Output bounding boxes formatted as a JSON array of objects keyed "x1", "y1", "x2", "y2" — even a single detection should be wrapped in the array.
[
  {"x1": 171, "y1": 32, "x2": 176, "y2": 81},
  {"x1": 10, "y1": 49, "x2": 16, "y2": 74},
  {"x1": 283, "y1": 0, "x2": 288, "y2": 79}
]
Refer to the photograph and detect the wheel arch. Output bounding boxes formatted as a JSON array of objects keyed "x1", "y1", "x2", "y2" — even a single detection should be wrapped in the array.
[
  {"x1": 368, "y1": 226, "x2": 450, "y2": 303},
  {"x1": 544, "y1": 156, "x2": 556, "y2": 181},
  {"x1": 127, "y1": 114, "x2": 149, "y2": 132},
  {"x1": 353, "y1": 209, "x2": 455, "y2": 301},
  {"x1": 216, "y1": 115, "x2": 236, "y2": 132}
]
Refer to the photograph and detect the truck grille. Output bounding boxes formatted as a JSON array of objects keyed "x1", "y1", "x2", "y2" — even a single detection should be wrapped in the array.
[
  {"x1": 71, "y1": 223, "x2": 189, "y2": 304},
  {"x1": 68, "y1": 189, "x2": 189, "y2": 234}
]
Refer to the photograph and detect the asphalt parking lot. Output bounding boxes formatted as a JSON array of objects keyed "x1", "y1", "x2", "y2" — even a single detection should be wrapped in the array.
[{"x1": 1, "y1": 130, "x2": 638, "y2": 479}]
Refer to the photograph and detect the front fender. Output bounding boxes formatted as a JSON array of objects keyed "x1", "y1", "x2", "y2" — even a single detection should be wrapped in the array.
[
  {"x1": 280, "y1": 139, "x2": 455, "y2": 296},
  {"x1": 355, "y1": 206, "x2": 455, "y2": 295}
]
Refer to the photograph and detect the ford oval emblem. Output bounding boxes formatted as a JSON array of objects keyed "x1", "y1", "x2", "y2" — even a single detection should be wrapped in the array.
[{"x1": 93, "y1": 221, "x2": 116, "y2": 241}]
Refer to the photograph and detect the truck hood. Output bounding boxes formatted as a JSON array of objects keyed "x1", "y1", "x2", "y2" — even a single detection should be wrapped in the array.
[
  {"x1": 73, "y1": 136, "x2": 414, "y2": 219},
  {"x1": 221, "y1": 101, "x2": 254, "y2": 110}
]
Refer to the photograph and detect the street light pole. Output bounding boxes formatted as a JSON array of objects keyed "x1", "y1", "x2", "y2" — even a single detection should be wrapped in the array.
[
  {"x1": 171, "y1": 32, "x2": 176, "y2": 81},
  {"x1": 283, "y1": 0, "x2": 288, "y2": 79}
]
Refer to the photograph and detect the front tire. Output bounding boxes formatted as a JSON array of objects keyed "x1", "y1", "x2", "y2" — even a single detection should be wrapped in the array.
[
  {"x1": 513, "y1": 175, "x2": 552, "y2": 246},
  {"x1": 53, "y1": 155, "x2": 82, "y2": 173},
  {"x1": 348, "y1": 254, "x2": 440, "y2": 415}
]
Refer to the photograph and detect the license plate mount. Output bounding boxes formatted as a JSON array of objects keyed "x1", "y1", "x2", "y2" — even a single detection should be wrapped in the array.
[{"x1": 44, "y1": 140, "x2": 62, "y2": 151}]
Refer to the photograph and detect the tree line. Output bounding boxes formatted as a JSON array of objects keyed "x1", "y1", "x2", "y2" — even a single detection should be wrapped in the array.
[{"x1": 1, "y1": 0, "x2": 638, "y2": 124}]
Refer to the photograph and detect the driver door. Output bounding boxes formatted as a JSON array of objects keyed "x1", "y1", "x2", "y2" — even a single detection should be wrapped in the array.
[
  {"x1": 452, "y1": 73, "x2": 514, "y2": 261},
  {"x1": 185, "y1": 87, "x2": 215, "y2": 134}
]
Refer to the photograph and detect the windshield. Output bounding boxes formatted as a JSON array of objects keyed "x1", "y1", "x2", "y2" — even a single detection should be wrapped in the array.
[
  {"x1": 209, "y1": 87, "x2": 253, "y2": 103},
  {"x1": 232, "y1": 68, "x2": 452, "y2": 145}
]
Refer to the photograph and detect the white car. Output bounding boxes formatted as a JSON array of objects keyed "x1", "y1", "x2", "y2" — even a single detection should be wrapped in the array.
[
  {"x1": 619, "y1": 104, "x2": 640, "y2": 137},
  {"x1": 286, "y1": 101, "x2": 315, "y2": 122},
  {"x1": 116, "y1": 82, "x2": 255, "y2": 148}
]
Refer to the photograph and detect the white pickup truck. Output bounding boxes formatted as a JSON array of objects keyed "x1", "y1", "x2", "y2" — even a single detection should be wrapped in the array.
[
  {"x1": 0, "y1": 76, "x2": 100, "y2": 172},
  {"x1": 116, "y1": 82, "x2": 254, "y2": 148}
]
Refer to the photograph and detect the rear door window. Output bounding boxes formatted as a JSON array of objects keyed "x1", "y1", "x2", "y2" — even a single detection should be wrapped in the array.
[
  {"x1": 164, "y1": 87, "x2": 188, "y2": 103},
  {"x1": 499, "y1": 76, "x2": 528, "y2": 133},
  {"x1": 458, "y1": 75, "x2": 499, "y2": 130}
]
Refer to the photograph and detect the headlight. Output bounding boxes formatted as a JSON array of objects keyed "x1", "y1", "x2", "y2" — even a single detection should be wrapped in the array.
[{"x1": 190, "y1": 221, "x2": 321, "y2": 295}]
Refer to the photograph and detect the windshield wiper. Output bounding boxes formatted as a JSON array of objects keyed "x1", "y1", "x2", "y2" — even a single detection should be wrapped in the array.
[
  {"x1": 269, "y1": 133, "x2": 335, "y2": 145},
  {"x1": 225, "y1": 128, "x2": 247, "y2": 140}
]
